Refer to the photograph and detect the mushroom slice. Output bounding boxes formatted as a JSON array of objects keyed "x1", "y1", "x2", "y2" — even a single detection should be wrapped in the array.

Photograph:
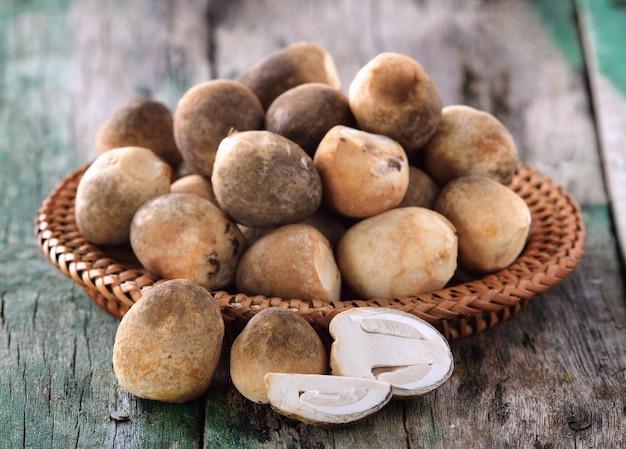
[
  {"x1": 329, "y1": 308, "x2": 454, "y2": 398},
  {"x1": 264, "y1": 373, "x2": 392, "y2": 426}
]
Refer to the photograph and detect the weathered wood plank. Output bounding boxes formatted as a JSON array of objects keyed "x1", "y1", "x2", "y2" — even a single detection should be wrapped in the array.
[
  {"x1": 70, "y1": 0, "x2": 212, "y2": 161},
  {"x1": 0, "y1": 1, "x2": 207, "y2": 447},
  {"x1": 576, "y1": 0, "x2": 626, "y2": 264}
]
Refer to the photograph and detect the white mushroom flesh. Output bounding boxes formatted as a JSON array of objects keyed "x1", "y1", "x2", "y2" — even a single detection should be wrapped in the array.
[
  {"x1": 329, "y1": 308, "x2": 454, "y2": 397},
  {"x1": 265, "y1": 373, "x2": 392, "y2": 426}
]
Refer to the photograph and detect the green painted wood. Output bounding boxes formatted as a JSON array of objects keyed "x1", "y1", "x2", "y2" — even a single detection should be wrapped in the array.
[
  {"x1": 1, "y1": 1, "x2": 625, "y2": 448},
  {"x1": 577, "y1": 0, "x2": 626, "y2": 97},
  {"x1": 0, "y1": 1, "x2": 206, "y2": 448},
  {"x1": 523, "y1": 0, "x2": 585, "y2": 69},
  {"x1": 576, "y1": 0, "x2": 626, "y2": 266}
]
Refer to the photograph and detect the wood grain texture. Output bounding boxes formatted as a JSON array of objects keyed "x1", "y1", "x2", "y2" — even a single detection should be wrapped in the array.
[
  {"x1": 1, "y1": 0, "x2": 625, "y2": 448},
  {"x1": 71, "y1": 0, "x2": 212, "y2": 161},
  {"x1": 576, "y1": 0, "x2": 626, "y2": 265}
]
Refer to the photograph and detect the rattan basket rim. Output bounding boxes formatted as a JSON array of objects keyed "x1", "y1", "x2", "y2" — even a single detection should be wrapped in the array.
[{"x1": 35, "y1": 162, "x2": 586, "y2": 341}]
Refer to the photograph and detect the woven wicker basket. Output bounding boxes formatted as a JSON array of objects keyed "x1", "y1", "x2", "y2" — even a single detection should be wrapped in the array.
[{"x1": 35, "y1": 163, "x2": 585, "y2": 341}]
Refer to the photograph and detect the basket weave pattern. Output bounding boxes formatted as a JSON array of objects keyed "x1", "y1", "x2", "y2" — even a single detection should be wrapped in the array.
[{"x1": 35, "y1": 163, "x2": 586, "y2": 340}]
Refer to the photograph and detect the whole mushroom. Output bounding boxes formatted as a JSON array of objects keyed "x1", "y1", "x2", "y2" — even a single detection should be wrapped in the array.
[
  {"x1": 423, "y1": 105, "x2": 519, "y2": 186},
  {"x1": 130, "y1": 192, "x2": 246, "y2": 290},
  {"x1": 74, "y1": 146, "x2": 171, "y2": 245},
  {"x1": 314, "y1": 125, "x2": 410, "y2": 218},
  {"x1": 265, "y1": 82, "x2": 355, "y2": 156},
  {"x1": 211, "y1": 130, "x2": 323, "y2": 228},
  {"x1": 173, "y1": 79, "x2": 264, "y2": 177},
  {"x1": 348, "y1": 52, "x2": 442, "y2": 152},
  {"x1": 240, "y1": 41, "x2": 341, "y2": 110},
  {"x1": 96, "y1": 97, "x2": 182, "y2": 168},
  {"x1": 336, "y1": 207, "x2": 458, "y2": 299},
  {"x1": 435, "y1": 174, "x2": 531, "y2": 273},
  {"x1": 235, "y1": 224, "x2": 341, "y2": 302},
  {"x1": 112, "y1": 279, "x2": 225, "y2": 403}
]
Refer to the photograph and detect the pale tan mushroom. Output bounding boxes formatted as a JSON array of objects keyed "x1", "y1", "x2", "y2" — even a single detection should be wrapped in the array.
[
  {"x1": 235, "y1": 224, "x2": 341, "y2": 302},
  {"x1": 74, "y1": 146, "x2": 171, "y2": 245},
  {"x1": 348, "y1": 52, "x2": 442, "y2": 152},
  {"x1": 314, "y1": 125, "x2": 410, "y2": 218},
  {"x1": 112, "y1": 279, "x2": 224, "y2": 403},
  {"x1": 435, "y1": 174, "x2": 531, "y2": 273},
  {"x1": 336, "y1": 207, "x2": 457, "y2": 299}
]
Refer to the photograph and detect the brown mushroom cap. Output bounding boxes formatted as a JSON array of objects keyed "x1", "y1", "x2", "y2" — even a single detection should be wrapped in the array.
[
  {"x1": 230, "y1": 308, "x2": 329, "y2": 404},
  {"x1": 265, "y1": 82, "x2": 356, "y2": 156},
  {"x1": 423, "y1": 105, "x2": 519, "y2": 186},
  {"x1": 173, "y1": 79, "x2": 264, "y2": 177},
  {"x1": 96, "y1": 97, "x2": 183, "y2": 168},
  {"x1": 396, "y1": 165, "x2": 441, "y2": 209},
  {"x1": 211, "y1": 130, "x2": 323, "y2": 228},
  {"x1": 112, "y1": 279, "x2": 224, "y2": 403},
  {"x1": 240, "y1": 41, "x2": 341, "y2": 110},
  {"x1": 348, "y1": 52, "x2": 442, "y2": 152}
]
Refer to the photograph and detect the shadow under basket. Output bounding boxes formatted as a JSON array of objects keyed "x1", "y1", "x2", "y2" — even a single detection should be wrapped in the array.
[{"x1": 35, "y1": 163, "x2": 586, "y2": 342}]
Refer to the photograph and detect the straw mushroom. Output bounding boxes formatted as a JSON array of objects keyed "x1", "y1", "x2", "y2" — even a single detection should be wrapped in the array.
[
  {"x1": 173, "y1": 79, "x2": 264, "y2": 177},
  {"x1": 112, "y1": 279, "x2": 224, "y2": 403},
  {"x1": 235, "y1": 224, "x2": 341, "y2": 302},
  {"x1": 314, "y1": 125, "x2": 410, "y2": 218},
  {"x1": 230, "y1": 308, "x2": 329, "y2": 404},
  {"x1": 348, "y1": 52, "x2": 442, "y2": 152},
  {"x1": 95, "y1": 97, "x2": 183, "y2": 168},
  {"x1": 336, "y1": 207, "x2": 457, "y2": 299},
  {"x1": 265, "y1": 373, "x2": 392, "y2": 427},
  {"x1": 74, "y1": 146, "x2": 171, "y2": 245},
  {"x1": 211, "y1": 130, "x2": 323, "y2": 228},
  {"x1": 396, "y1": 166, "x2": 440, "y2": 209},
  {"x1": 434, "y1": 174, "x2": 531, "y2": 273},
  {"x1": 130, "y1": 192, "x2": 246, "y2": 290},
  {"x1": 329, "y1": 308, "x2": 454, "y2": 398},
  {"x1": 170, "y1": 174, "x2": 217, "y2": 204},
  {"x1": 240, "y1": 41, "x2": 341, "y2": 110},
  {"x1": 423, "y1": 105, "x2": 519, "y2": 186},
  {"x1": 265, "y1": 82, "x2": 355, "y2": 156}
]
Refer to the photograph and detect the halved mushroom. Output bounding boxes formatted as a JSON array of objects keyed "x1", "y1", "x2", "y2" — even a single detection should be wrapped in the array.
[
  {"x1": 329, "y1": 308, "x2": 454, "y2": 398},
  {"x1": 264, "y1": 373, "x2": 392, "y2": 426}
]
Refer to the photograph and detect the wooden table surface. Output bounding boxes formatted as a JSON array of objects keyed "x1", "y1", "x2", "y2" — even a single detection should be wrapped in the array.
[{"x1": 1, "y1": 0, "x2": 625, "y2": 448}]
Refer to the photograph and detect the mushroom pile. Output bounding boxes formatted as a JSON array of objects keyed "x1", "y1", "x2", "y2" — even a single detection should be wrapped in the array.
[
  {"x1": 75, "y1": 41, "x2": 534, "y2": 424},
  {"x1": 76, "y1": 41, "x2": 531, "y2": 305}
]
